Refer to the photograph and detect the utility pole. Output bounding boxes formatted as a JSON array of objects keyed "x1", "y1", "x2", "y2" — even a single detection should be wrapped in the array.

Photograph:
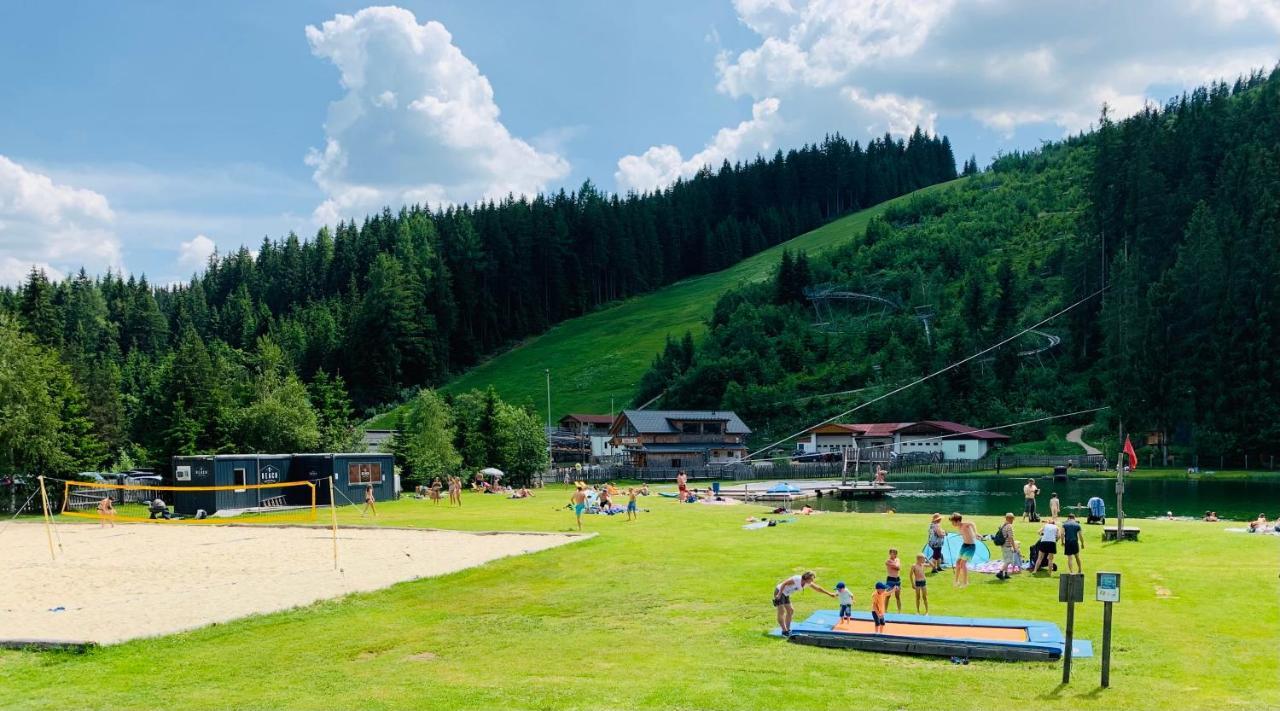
[{"x1": 545, "y1": 369, "x2": 552, "y2": 470}]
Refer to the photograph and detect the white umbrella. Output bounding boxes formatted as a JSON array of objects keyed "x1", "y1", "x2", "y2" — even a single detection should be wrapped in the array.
[{"x1": 479, "y1": 467, "x2": 504, "y2": 479}]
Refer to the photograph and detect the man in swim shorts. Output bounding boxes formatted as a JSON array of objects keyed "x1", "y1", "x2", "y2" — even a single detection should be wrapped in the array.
[
  {"x1": 773, "y1": 570, "x2": 836, "y2": 637},
  {"x1": 884, "y1": 548, "x2": 903, "y2": 612},
  {"x1": 949, "y1": 512, "x2": 978, "y2": 588},
  {"x1": 1062, "y1": 513, "x2": 1083, "y2": 573},
  {"x1": 676, "y1": 470, "x2": 688, "y2": 499},
  {"x1": 571, "y1": 484, "x2": 587, "y2": 531},
  {"x1": 1022, "y1": 478, "x2": 1039, "y2": 521}
]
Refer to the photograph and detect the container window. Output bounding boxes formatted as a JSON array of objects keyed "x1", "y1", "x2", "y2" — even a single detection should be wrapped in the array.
[
  {"x1": 233, "y1": 468, "x2": 246, "y2": 491},
  {"x1": 347, "y1": 462, "x2": 383, "y2": 485}
]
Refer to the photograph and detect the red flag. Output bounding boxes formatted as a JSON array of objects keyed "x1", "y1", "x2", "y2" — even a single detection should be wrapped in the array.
[{"x1": 1122, "y1": 436, "x2": 1138, "y2": 471}]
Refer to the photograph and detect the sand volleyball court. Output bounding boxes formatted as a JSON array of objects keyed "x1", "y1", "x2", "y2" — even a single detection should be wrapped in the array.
[{"x1": 1, "y1": 522, "x2": 584, "y2": 647}]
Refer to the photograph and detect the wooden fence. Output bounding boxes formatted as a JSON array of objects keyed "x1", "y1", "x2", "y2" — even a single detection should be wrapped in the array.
[{"x1": 545, "y1": 453, "x2": 1107, "y2": 484}]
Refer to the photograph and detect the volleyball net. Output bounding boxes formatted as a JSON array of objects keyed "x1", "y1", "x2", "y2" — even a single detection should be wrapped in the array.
[{"x1": 58, "y1": 479, "x2": 319, "y2": 524}]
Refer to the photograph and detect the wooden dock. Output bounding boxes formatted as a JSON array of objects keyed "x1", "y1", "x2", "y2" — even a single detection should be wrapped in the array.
[{"x1": 711, "y1": 481, "x2": 894, "y2": 502}]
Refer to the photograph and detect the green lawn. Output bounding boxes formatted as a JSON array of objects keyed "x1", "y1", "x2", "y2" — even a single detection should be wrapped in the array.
[
  {"x1": 3, "y1": 486, "x2": 1276, "y2": 710},
  {"x1": 366, "y1": 179, "x2": 965, "y2": 428}
]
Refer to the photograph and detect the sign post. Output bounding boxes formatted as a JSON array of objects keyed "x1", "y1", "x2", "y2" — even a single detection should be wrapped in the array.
[
  {"x1": 1097, "y1": 571, "x2": 1121, "y2": 687},
  {"x1": 1059, "y1": 573, "x2": 1084, "y2": 683}
]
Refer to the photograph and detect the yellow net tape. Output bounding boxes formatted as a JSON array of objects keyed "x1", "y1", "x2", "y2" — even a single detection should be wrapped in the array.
[{"x1": 60, "y1": 479, "x2": 318, "y2": 525}]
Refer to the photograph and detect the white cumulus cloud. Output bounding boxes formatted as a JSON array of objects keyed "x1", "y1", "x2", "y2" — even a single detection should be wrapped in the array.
[
  {"x1": 619, "y1": 0, "x2": 1280, "y2": 192},
  {"x1": 0, "y1": 154, "x2": 122, "y2": 285},
  {"x1": 305, "y1": 6, "x2": 570, "y2": 225},
  {"x1": 616, "y1": 97, "x2": 782, "y2": 193},
  {"x1": 718, "y1": 0, "x2": 1280, "y2": 137},
  {"x1": 176, "y1": 234, "x2": 217, "y2": 274}
]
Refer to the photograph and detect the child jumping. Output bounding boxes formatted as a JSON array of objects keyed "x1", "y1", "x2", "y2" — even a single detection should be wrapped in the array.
[
  {"x1": 910, "y1": 554, "x2": 929, "y2": 614},
  {"x1": 885, "y1": 548, "x2": 903, "y2": 612},
  {"x1": 836, "y1": 582, "x2": 854, "y2": 621},
  {"x1": 870, "y1": 582, "x2": 891, "y2": 634}
]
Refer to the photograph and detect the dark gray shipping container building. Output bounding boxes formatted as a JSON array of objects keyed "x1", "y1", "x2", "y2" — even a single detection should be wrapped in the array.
[{"x1": 170, "y1": 452, "x2": 395, "y2": 516}]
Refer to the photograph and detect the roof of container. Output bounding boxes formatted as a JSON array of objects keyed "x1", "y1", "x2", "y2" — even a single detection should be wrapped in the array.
[{"x1": 174, "y1": 452, "x2": 393, "y2": 461}]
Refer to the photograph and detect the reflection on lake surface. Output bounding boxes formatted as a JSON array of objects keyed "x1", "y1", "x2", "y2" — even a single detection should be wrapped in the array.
[{"x1": 801, "y1": 476, "x2": 1280, "y2": 521}]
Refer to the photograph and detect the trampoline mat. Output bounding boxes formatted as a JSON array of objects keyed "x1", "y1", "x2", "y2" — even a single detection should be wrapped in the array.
[{"x1": 832, "y1": 618, "x2": 1029, "y2": 641}]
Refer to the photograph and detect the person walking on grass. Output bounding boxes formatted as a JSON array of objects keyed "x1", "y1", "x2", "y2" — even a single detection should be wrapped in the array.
[
  {"x1": 1049, "y1": 492, "x2": 1061, "y2": 519},
  {"x1": 774, "y1": 571, "x2": 837, "y2": 637},
  {"x1": 362, "y1": 485, "x2": 377, "y2": 516},
  {"x1": 996, "y1": 513, "x2": 1017, "y2": 580},
  {"x1": 1022, "y1": 478, "x2": 1040, "y2": 521},
  {"x1": 910, "y1": 554, "x2": 929, "y2": 614},
  {"x1": 626, "y1": 487, "x2": 639, "y2": 521},
  {"x1": 884, "y1": 548, "x2": 903, "y2": 612},
  {"x1": 1032, "y1": 517, "x2": 1062, "y2": 574},
  {"x1": 97, "y1": 496, "x2": 116, "y2": 527},
  {"x1": 949, "y1": 512, "x2": 978, "y2": 588},
  {"x1": 927, "y1": 513, "x2": 945, "y2": 573},
  {"x1": 571, "y1": 483, "x2": 587, "y2": 531},
  {"x1": 1062, "y1": 513, "x2": 1084, "y2": 573}
]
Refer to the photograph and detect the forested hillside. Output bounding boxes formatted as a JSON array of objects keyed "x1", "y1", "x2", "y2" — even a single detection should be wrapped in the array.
[
  {"x1": 641, "y1": 69, "x2": 1280, "y2": 463},
  {"x1": 0, "y1": 129, "x2": 956, "y2": 477}
]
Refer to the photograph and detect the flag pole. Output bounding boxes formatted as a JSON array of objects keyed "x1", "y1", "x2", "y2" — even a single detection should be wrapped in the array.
[{"x1": 1116, "y1": 425, "x2": 1126, "y2": 538}]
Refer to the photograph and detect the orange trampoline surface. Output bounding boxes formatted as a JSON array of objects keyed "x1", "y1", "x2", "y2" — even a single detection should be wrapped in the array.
[{"x1": 833, "y1": 618, "x2": 1030, "y2": 641}]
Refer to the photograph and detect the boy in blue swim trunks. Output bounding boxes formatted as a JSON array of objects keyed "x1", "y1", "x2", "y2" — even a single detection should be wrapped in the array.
[
  {"x1": 949, "y1": 512, "x2": 978, "y2": 588},
  {"x1": 910, "y1": 554, "x2": 929, "y2": 614},
  {"x1": 626, "y1": 488, "x2": 638, "y2": 521},
  {"x1": 571, "y1": 484, "x2": 587, "y2": 530}
]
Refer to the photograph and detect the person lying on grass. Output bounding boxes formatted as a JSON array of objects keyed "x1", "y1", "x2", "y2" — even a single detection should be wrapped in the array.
[{"x1": 773, "y1": 571, "x2": 836, "y2": 637}]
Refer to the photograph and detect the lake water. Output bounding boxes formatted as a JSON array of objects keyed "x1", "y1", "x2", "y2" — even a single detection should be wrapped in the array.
[{"x1": 800, "y1": 476, "x2": 1280, "y2": 521}]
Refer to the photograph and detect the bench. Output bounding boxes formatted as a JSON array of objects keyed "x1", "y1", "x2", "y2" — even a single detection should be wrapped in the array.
[{"x1": 1102, "y1": 526, "x2": 1140, "y2": 541}]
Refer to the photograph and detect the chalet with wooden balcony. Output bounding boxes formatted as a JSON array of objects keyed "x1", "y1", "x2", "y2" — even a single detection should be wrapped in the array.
[{"x1": 609, "y1": 410, "x2": 751, "y2": 468}]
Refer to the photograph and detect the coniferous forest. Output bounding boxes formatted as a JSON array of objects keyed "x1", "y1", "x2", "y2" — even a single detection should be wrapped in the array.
[
  {"x1": 0, "y1": 130, "x2": 957, "y2": 478},
  {"x1": 640, "y1": 69, "x2": 1280, "y2": 465}
]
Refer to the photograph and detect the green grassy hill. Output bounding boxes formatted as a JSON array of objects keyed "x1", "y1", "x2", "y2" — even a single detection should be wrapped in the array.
[{"x1": 366, "y1": 179, "x2": 965, "y2": 428}]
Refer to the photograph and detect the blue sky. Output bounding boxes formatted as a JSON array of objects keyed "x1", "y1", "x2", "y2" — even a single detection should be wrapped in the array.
[{"x1": 1, "y1": 1, "x2": 1277, "y2": 285}]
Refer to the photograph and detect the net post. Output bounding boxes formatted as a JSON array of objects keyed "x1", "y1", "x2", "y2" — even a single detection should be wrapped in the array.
[
  {"x1": 328, "y1": 475, "x2": 339, "y2": 570},
  {"x1": 37, "y1": 475, "x2": 56, "y2": 561}
]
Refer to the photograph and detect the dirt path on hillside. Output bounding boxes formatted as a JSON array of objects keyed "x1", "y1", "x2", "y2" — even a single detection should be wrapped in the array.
[{"x1": 1066, "y1": 427, "x2": 1101, "y2": 455}]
